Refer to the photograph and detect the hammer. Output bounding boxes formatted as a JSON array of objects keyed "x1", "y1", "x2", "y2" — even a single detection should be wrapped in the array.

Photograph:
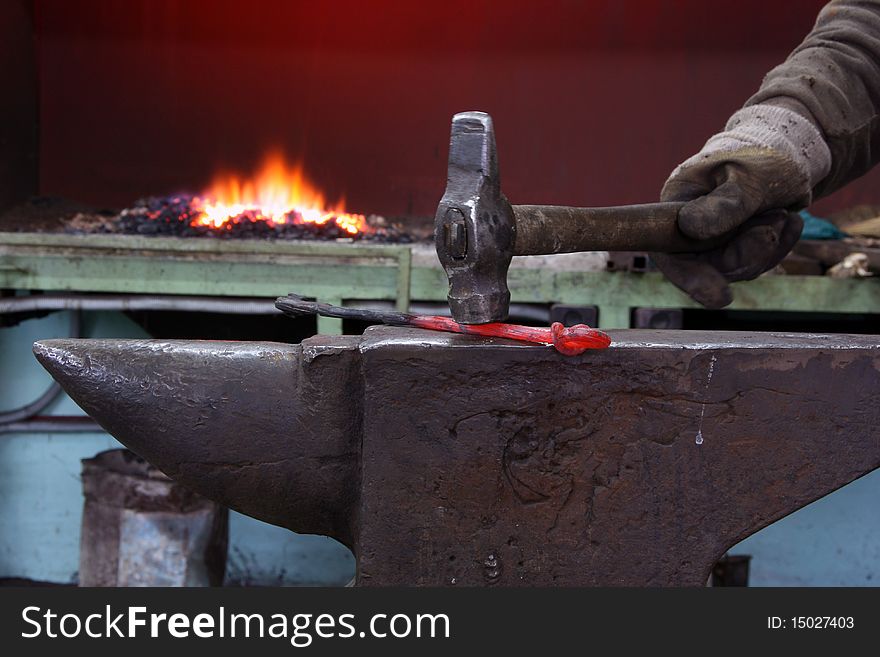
[{"x1": 435, "y1": 111, "x2": 715, "y2": 324}]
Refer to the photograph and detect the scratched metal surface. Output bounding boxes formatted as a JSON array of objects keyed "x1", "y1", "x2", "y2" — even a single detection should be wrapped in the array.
[
  {"x1": 32, "y1": 326, "x2": 880, "y2": 586},
  {"x1": 357, "y1": 328, "x2": 880, "y2": 585}
]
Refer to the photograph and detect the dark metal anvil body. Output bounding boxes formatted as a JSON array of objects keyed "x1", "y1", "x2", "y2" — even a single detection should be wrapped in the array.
[{"x1": 34, "y1": 328, "x2": 880, "y2": 586}]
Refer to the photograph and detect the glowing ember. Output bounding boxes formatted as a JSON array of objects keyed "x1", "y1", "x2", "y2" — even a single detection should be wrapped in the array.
[
  {"x1": 111, "y1": 152, "x2": 412, "y2": 242},
  {"x1": 189, "y1": 151, "x2": 367, "y2": 235}
]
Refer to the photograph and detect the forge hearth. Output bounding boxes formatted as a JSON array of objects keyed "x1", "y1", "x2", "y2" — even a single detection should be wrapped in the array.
[
  {"x1": 113, "y1": 195, "x2": 413, "y2": 242},
  {"x1": 0, "y1": 152, "x2": 425, "y2": 243},
  {"x1": 0, "y1": 196, "x2": 418, "y2": 244}
]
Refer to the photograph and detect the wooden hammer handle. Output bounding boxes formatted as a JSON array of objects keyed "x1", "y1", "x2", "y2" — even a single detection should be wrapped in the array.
[{"x1": 512, "y1": 202, "x2": 723, "y2": 255}]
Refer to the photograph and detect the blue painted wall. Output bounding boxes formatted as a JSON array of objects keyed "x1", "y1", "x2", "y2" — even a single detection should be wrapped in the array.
[
  {"x1": 732, "y1": 471, "x2": 880, "y2": 586},
  {"x1": 0, "y1": 310, "x2": 877, "y2": 585}
]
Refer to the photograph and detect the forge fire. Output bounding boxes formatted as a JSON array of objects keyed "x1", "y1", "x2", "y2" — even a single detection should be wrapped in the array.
[{"x1": 109, "y1": 153, "x2": 409, "y2": 242}]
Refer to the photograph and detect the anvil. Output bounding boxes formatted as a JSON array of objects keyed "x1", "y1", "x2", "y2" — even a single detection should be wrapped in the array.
[{"x1": 34, "y1": 328, "x2": 880, "y2": 586}]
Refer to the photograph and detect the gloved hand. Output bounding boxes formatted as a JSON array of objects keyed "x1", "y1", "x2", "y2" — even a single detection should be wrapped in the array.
[{"x1": 653, "y1": 103, "x2": 832, "y2": 308}]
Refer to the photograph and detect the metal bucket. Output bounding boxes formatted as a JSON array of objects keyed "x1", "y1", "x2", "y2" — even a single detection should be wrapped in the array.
[{"x1": 79, "y1": 448, "x2": 227, "y2": 587}]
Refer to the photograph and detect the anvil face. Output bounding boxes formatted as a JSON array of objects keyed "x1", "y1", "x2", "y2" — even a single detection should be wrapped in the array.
[{"x1": 34, "y1": 328, "x2": 880, "y2": 586}]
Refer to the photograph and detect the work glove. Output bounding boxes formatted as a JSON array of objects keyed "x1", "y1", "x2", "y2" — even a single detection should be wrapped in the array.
[{"x1": 653, "y1": 103, "x2": 832, "y2": 308}]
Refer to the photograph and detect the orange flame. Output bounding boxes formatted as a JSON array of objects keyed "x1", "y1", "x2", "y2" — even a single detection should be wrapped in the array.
[{"x1": 190, "y1": 152, "x2": 367, "y2": 235}]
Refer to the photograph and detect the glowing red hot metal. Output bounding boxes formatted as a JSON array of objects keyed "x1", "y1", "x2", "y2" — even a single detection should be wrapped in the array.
[{"x1": 275, "y1": 294, "x2": 611, "y2": 355}]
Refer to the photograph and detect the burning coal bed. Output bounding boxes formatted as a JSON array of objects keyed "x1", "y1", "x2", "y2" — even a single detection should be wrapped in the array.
[
  {"x1": 46, "y1": 153, "x2": 422, "y2": 242},
  {"x1": 112, "y1": 196, "x2": 413, "y2": 243}
]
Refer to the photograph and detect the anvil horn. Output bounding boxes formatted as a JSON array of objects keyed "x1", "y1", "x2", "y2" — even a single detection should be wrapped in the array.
[{"x1": 33, "y1": 337, "x2": 361, "y2": 548}]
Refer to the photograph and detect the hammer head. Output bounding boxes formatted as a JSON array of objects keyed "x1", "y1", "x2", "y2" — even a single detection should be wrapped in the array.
[{"x1": 435, "y1": 111, "x2": 514, "y2": 324}]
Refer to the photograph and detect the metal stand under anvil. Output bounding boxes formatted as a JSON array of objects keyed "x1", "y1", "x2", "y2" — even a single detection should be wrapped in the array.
[{"x1": 34, "y1": 327, "x2": 880, "y2": 586}]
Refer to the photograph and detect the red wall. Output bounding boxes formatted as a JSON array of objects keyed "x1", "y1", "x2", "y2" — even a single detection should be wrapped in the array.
[{"x1": 36, "y1": 0, "x2": 870, "y2": 218}]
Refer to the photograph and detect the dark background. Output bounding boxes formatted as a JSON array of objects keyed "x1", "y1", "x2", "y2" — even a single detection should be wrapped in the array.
[
  {"x1": 14, "y1": 0, "x2": 875, "y2": 217},
  {"x1": 0, "y1": 587, "x2": 872, "y2": 653}
]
